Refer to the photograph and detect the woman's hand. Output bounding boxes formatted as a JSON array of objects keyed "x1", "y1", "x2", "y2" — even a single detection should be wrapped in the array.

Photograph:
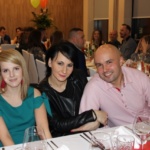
[{"x1": 94, "y1": 110, "x2": 108, "y2": 125}]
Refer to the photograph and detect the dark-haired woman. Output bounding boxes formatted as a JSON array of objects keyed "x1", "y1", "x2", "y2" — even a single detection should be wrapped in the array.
[
  {"x1": 38, "y1": 42, "x2": 108, "y2": 137},
  {"x1": 27, "y1": 29, "x2": 46, "y2": 61}
]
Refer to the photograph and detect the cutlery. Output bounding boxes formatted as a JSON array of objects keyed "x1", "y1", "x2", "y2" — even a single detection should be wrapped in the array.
[
  {"x1": 47, "y1": 142, "x2": 54, "y2": 150},
  {"x1": 50, "y1": 140, "x2": 59, "y2": 148},
  {"x1": 80, "y1": 134, "x2": 91, "y2": 143},
  {"x1": 89, "y1": 132, "x2": 106, "y2": 150}
]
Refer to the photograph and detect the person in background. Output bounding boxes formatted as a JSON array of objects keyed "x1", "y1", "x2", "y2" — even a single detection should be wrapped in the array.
[
  {"x1": 39, "y1": 27, "x2": 48, "y2": 51},
  {"x1": 68, "y1": 28, "x2": 89, "y2": 76},
  {"x1": 91, "y1": 29, "x2": 104, "y2": 49},
  {"x1": 0, "y1": 26, "x2": 11, "y2": 44},
  {"x1": 0, "y1": 49, "x2": 51, "y2": 147},
  {"x1": 15, "y1": 26, "x2": 34, "y2": 54},
  {"x1": 27, "y1": 29, "x2": 46, "y2": 61},
  {"x1": 38, "y1": 42, "x2": 108, "y2": 137},
  {"x1": 80, "y1": 44, "x2": 150, "y2": 127},
  {"x1": 50, "y1": 30, "x2": 64, "y2": 46},
  {"x1": 131, "y1": 35, "x2": 150, "y2": 63},
  {"x1": 12, "y1": 27, "x2": 23, "y2": 44},
  {"x1": 107, "y1": 30, "x2": 121, "y2": 48},
  {"x1": 119, "y1": 24, "x2": 137, "y2": 60}
]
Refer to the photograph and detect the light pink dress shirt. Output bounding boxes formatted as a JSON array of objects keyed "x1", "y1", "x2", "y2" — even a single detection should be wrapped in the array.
[{"x1": 80, "y1": 66, "x2": 150, "y2": 127}]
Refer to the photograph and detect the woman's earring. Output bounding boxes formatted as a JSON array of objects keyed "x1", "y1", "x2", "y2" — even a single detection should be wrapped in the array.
[
  {"x1": 1, "y1": 80, "x2": 6, "y2": 92},
  {"x1": 21, "y1": 79, "x2": 23, "y2": 85}
]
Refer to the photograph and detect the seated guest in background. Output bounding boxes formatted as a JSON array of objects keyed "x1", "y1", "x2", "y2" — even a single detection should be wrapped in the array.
[
  {"x1": 80, "y1": 44, "x2": 150, "y2": 127},
  {"x1": 68, "y1": 28, "x2": 89, "y2": 76},
  {"x1": 50, "y1": 30, "x2": 64, "y2": 46},
  {"x1": 0, "y1": 49, "x2": 51, "y2": 147},
  {"x1": 0, "y1": 26, "x2": 11, "y2": 44},
  {"x1": 107, "y1": 30, "x2": 121, "y2": 48},
  {"x1": 15, "y1": 26, "x2": 34, "y2": 54},
  {"x1": 39, "y1": 27, "x2": 48, "y2": 50},
  {"x1": 91, "y1": 29, "x2": 104, "y2": 49},
  {"x1": 27, "y1": 29, "x2": 46, "y2": 61},
  {"x1": 38, "y1": 42, "x2": 107, "y2": 137},
  {"x1": 12, "y1": 27, "x2": 23, "y2": 44},
  {"x1": 120, "y1": 24, "x2": 137, "y2": 60},
  {"x1": 131, "y1": 35, "x2": 150, "y2": 63}
]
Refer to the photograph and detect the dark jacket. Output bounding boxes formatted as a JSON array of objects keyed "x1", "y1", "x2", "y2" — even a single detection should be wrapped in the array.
[
  {"x1": 68, "y1": 42, "x2": 89, "y2": 76},
  {"x1": 39, "y1": 69, "x2": 96, "y2": 137}
]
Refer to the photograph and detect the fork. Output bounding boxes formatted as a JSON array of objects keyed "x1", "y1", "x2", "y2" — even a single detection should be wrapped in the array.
[{"x1": 83, "y1": 132, "x2": 105, "y2": 150}]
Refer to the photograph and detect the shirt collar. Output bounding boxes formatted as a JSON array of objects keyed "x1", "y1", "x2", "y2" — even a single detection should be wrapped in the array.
[{"x1": 104, "y1": 66, "x2": 132, "y2": 90}]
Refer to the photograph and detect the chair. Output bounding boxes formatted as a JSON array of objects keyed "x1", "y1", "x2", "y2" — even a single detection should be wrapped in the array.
[
  {"x1": 89, "y1": 67, "x2": 96, "y2": 76},
  {"x1": 35, "y1": 59, "x2": 46, "y2": 82},
  {"x1": 1, "y1": 44, "x2": 17, "y2": 50},
  {"x1": 22, "y1": 50, "x2": 39, "y2": 84}
]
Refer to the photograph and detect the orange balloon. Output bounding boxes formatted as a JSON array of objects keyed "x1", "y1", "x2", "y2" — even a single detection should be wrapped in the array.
[{"x1": 40, "y1": 0, "x2": 48, "y2": 9}]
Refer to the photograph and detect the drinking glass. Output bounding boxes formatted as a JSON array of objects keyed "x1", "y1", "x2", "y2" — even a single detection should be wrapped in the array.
[
  {"x1": 22, "y1": 126, "x2": 47, "y2": 150},
  {"x1": 90, "y1": 132, "x2": 113, "y2": 150},
  {"x1": 117, "y1": 135, "x2": 135, "y2": 150},
  {"x1": 133, "y1": 111, "x2": 150, "y2": 150}
]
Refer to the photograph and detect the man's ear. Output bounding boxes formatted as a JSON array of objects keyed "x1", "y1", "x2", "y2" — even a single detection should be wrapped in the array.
[
  {"x1": 48, "y1": 58, "x2": 52, "y2": 67},
  {"x1": 120, "y1": 56, "x2": 125, "y2": 66}
]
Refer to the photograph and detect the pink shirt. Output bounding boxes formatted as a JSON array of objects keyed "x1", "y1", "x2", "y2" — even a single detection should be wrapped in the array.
[{"x1": 80, "y1": 66, "x2": 150, "y2": 127}]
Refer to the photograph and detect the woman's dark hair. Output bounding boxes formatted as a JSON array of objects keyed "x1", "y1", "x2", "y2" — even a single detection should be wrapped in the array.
[
  {"x1": 50, "y1": 30, "x2": 64, "y2": 46},
  {"x1": 91, "y1": 29, "x2": 103, "y2": 46},
  {"x1": 45, "y1": 42, "x2": 76, "y2": 77},
  {"x1": 28, "y1": 29, "x2": 42, "y2": 48}
]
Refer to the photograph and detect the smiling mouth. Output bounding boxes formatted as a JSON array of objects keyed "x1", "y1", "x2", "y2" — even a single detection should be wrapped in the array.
[{"x1": 104, "y1": 72, "x2": 112, "y2": 77}]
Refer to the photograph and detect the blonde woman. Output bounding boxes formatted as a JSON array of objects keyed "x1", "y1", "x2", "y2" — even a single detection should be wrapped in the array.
[{"x1": 0, "y1": 49, "x2": 52, "y2": 147}]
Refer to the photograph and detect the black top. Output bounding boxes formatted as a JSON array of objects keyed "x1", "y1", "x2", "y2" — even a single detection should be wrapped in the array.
[{"x1": 38, "y1": 69, "x2": 95, "y2": 137}]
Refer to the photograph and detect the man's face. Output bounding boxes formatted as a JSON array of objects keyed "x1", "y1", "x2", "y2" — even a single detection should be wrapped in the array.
[
  {"x1": 120, "y1": 26, "x2": 129, "y2": 39},
  {"x1": 109, "y1": 31, "x2": 117, "y2": 41},
  {"x1": 74, "y1": 31, "x2": 85, "y2": 49},
  {"x1": 94, "y1": 45, "x2": 123, "y2": 87}
]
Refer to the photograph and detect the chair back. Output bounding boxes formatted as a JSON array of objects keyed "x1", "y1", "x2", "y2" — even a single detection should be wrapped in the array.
[
  {"x1": 35, "y1": 59, "x2": 46, "y2": 82},
  {"x1": 89, "y1": 67, "x2": 96, "y2": 76},
  {"x1": 22, "y1": 50, "x2": 39, "y2": 84},
  {"x1": 1, "y1": 44, "x2": 17, "y2": 50}
]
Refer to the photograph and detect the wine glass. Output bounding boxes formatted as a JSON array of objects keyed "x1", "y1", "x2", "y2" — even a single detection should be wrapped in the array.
[
  {"x1": 22, "y1": 126, "x2": 47, "y2": 150},
  {"x1": 133, "y1": 111, "x2": 150, "y2": 149}
]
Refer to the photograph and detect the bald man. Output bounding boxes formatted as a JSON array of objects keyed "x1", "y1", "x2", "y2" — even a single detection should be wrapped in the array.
[
  {"x1": 107, "y1": 30, "x2": 121, "y2": 48},
  {"x1": 80, "y1": 44, "x2": 150, "y2": 127}
]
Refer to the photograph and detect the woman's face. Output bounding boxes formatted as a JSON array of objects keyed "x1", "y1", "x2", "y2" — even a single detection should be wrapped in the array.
[
  {"x1": 0, "y1": 62, "x2": 23, "y2": 89},
  {"x1": 48, "y1": 52, "x2": 74, "y2": 82},
  {"x1": 141, "y1": 38, "x2": 150, "y2": 54},
  {"x1": 93, "y1": 31, "x2": 100, "y2": 40}
]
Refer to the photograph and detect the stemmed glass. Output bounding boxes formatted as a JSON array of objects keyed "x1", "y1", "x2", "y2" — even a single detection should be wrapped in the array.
[
  {"x1": 22, "y1": 126, "x2": 47, "y2": 150},
  {"x1": 133, "y1": 111, "x2": 150, "y2": 149}
]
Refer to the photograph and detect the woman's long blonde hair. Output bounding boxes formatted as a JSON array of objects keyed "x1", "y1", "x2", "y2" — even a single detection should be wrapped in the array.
[{"x1": 0, "y1": 49, "x2": 29, "y2": 99}]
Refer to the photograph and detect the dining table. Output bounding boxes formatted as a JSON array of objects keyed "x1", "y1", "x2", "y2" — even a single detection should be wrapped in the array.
[{"x1": 1, "y1": 124, "x2": 150, "y2": 150}]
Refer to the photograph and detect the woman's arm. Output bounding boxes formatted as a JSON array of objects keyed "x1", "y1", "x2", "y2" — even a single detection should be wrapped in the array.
[
  {"x1": 12, "y1": 37, "x2": 17, "y2": 44},
  {"x1": 0, "y1": 117, "x2": 14, "y2": 146},
  {"x1": 34, "y1": 88, "x2": 52, "y2": 139},
  {"x1": 49, "y1": 109, "x2": 108, "y2": 133}
]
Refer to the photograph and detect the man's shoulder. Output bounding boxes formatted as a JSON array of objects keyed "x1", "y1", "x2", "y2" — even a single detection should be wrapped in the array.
[{"x1": 122, "y1": 66, "x2": 148, "y2": 79}]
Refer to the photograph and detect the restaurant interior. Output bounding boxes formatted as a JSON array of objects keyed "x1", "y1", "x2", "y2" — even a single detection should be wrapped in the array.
[{"x1": 0, "y1": 0, "x2": 150, "y2": 150}]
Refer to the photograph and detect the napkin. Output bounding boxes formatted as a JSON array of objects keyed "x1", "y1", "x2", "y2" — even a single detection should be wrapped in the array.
[
  {"x1": 114, "y1": 126, "x2": 141, "y2": 149},
  {"x1": 56, "y1": 145, "x2": 70, "y2": 150}
]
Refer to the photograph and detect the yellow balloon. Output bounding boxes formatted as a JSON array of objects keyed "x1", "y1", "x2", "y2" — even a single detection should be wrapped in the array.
[{"x1": 31, "y1": 0, "x2": 40, "y2": 8}]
